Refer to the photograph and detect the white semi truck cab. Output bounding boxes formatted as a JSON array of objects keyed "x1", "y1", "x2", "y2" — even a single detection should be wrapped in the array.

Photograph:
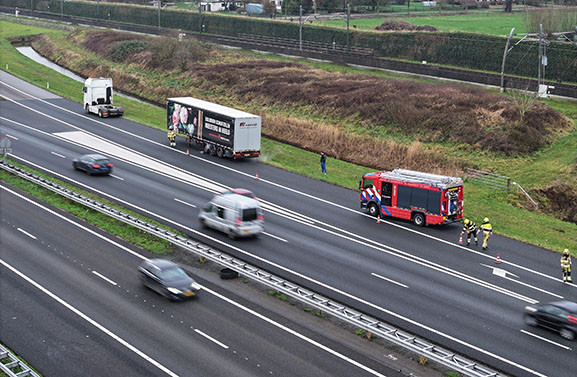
[{"x1": 83, "y1": 78, "x2": 124, "y2": 118}]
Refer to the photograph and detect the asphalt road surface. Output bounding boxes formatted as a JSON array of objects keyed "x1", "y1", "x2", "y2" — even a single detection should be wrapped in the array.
[
  {"x1": 0, "y1": 183, "x2": 413, "y2": 377},
  {"x1": 1, "y1": 71, "x2": 576, "y2": 377}
]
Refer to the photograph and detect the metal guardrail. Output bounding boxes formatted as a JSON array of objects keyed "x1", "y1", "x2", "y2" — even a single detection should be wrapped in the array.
[
  {"x1": 238, "y1": 33, "x2": 374, "y2": 55},
  {"x1": 0, "y1": 344, "x2": 41, "y2": 377},
  {"x1": 464, "y1": 167, "x2": 511, "y2": 191},
  {"x1": 0, "y1": 160, "x2": 505, "y2": 377}
]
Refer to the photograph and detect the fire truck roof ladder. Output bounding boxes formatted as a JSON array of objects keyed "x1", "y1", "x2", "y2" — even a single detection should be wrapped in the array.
[{"x1": 380, "y1": 169, "x2": 463, "y2": 189}]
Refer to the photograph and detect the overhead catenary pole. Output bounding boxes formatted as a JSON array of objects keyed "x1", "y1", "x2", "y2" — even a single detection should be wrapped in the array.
[
  {"x1": 500, "y1": 28, "x2": 515, "y2": 92},
  {"x1": 299, "y1": 5, "x2": 303, "y2": 51},
  {"x1": 538, "y1": 24, "x2": 543, "y2": 94},
  {"x1": 346, "y1": 3, "x2": 350, "y2": 49},
  {"x1": 158, "y1": 0, "x2": 161, "y2": 31},
  {"x1": 60, "y1": 0, "x2": 63, "y2": 18}
]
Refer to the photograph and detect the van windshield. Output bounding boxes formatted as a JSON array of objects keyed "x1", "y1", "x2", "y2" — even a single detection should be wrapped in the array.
[{"x1": 242, "y1": 208, "x2": 258, "y2": 222}]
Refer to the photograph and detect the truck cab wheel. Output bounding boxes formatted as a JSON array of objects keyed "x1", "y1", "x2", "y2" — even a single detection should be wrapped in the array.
[
  {"x1": 368, "y1": 203, "x2": 379, "y2": 217},
  {"x1": 412, "y1": 212, "x2": 426, "y2": 227},
  {"x1": 85, "y1": 104, "x2": 89, "y2": 114},
  {"x1": 216, "y1": 147, "x2": 224, "y2": 158},
  {"x1": 98, "y1": 110, "x2": 102, "y2": 118}
]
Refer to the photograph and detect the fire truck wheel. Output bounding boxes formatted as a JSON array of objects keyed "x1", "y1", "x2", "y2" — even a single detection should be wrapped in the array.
[
  {"x1": 412, "y1": 212, "x2": 426, "y2": 227},
  {"x1": 368, "y1": 203, "x2": 379, "y2": 217}
]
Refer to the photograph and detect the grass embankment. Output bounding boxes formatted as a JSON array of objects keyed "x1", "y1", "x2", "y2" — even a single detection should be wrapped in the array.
[
  {"x1": 1, "y1": 19, "x2": 576, "y2": 254},
  {"x1": 315, "y1": 12, "x2": 529, "y2": 35}
]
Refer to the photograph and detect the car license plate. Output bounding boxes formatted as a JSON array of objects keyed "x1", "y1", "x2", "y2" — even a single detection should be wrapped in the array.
[
  {"x1": 183, "y1": 291, "x2": 195, "y2": 296},
  {"x1": 241, "y1": 230, "x2": 249, "y2": 234}
]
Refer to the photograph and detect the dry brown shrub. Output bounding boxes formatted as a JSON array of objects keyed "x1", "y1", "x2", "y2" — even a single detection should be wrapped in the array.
[
  {"x1": 262, "y1": 114, "x2": 459, "y2": 174},
  {"x1": 533, "y1": 180, "x2": 577, "y2": 223}
]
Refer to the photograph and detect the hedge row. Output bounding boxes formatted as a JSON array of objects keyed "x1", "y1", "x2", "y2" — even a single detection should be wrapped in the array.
[{"x1": 8, "y1": 0, "x2": 577, "y2": 82}]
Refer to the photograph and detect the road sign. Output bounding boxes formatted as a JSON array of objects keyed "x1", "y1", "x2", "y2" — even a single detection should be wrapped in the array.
[{"x1": 0, "y1": 137, "x2": 12, "y2": 149}]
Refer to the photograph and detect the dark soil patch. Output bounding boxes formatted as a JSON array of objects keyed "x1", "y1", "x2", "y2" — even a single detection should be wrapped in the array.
[{"x1": 534, "y1": 179, "x2": 577, "y2": 224}]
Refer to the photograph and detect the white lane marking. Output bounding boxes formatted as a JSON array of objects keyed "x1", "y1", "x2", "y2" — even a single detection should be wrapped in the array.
[
  {"x1": 202, "y1": 286, "x2": 388, "y2": 377},
  {"x1": 0, "y1": 81, "x2": 569, "y2": 289},
  {"x1": 0, "y1": 259, "x2": 179, "y2": 377},
  {"x1": 262, "y1": 232, "x2": 288, "y2": 243},
  {"x1": 110, "y1": 174, "x2": 124, "y2": 181},
  {"x1": 482, "y1": 264, "x2": 563, "y2": 299},
  {"x1": 194, "y1": 329, "x2": 229, "y2": 349},
  {"x1": 6, "y1": 130, "x2": 537, "y2": 305},
  {"x1": 17, "y1": 228, "x2": 36, "y2": 239},
  {"x1": 1, "y1": 183, "x2": 547, "y2": 377},
  {"x1": 51, "y1": 151, "x2": 66, "y2": 158},
  {"x1": 92, "y1": 270, "x2": 118, "y2": 286},
  {"x1": 3, "y1": 185, "x2": 384, "y2": 377},
  {"x1": 55, "y1": 130, "x2": 224, "y2": 193},
  {"x1": 6, "y1": 134, "x2": 18, "y2": 140},
  {"x1": 520, "y1": 330, "x2": 572, "y2": 350},
  {"x1": 174, "y1": 198, "x2": 196, "y2": 208},
  {"x1": 371, "y1": 272, "x2": 408, "y2": 288}
]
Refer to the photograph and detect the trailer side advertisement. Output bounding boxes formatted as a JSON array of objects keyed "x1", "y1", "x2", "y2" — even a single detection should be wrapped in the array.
[{"x1": 167, "y1": 101, "x2": 235, "y2": 148}]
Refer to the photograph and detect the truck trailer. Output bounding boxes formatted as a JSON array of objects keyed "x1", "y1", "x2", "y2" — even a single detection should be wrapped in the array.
[
  {"x1": 83, "y1": 78, "x2": 124, "y2": 118},
  {"x1": 167, "y1": 97, "x2": 261, "y2": 159}
]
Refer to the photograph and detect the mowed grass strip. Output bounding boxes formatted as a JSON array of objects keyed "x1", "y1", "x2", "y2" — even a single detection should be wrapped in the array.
[
  {"x1": 0, "y1": 160, "x2": 177, "y2": 255},
  {"x1": 1, "y1": 18, "x2": 576, "y2": 254},
  {"x1": 315, "y1": 12, "x2": 528, "y2": 35}
]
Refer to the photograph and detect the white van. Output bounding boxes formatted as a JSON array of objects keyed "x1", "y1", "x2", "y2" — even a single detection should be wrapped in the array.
[{"x1": 199, "y1": 193, "x2": 263, "y2": 239}]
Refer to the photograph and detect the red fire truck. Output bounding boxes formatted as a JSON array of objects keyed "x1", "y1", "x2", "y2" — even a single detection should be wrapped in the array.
[{"x1": 359, "y1": 169, "x2": 463, "y2": 226}]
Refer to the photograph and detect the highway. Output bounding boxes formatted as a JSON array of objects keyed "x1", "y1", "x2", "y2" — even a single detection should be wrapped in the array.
[
  {"x1": 1, "y1": 71, "x2": 576, "y2": 377},
  {"x1": 0, "y1": 183, "x2": 403, "y2": 377}
]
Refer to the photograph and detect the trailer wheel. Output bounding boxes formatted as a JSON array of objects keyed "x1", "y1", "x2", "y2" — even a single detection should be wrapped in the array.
[
  {"x1": 412, "y1": 212, "x2": 426, "y2": 227},
  {"x1": 216, "y1": 147, "x2": 224, "y2": 158},
  {"x1": 368, "y1": 203, "x2": 379, "y2": 217}
]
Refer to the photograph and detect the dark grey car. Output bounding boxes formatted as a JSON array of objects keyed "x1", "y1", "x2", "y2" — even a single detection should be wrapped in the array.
[
  {"x1": 524, "y1": 301, "x2": 577, "y2": 340},
  {"x1": 138, "y1": 259, "x2": 201, "y2": 301},
  {"x1": 73, "y1": 154, "x2": 113, "y2": 176}
]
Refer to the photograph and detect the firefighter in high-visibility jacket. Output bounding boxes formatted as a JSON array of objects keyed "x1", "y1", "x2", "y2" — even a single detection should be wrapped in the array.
[
  {"x1": 480, "y1": 217, "x2": 493, "y2": 250},
  {"x1": 460, "y1": 219, "x2": 478, "y2": 246},
  {"x1": 167, "y1": 125, "x2": 176, "y2": 148},
  {"x1": 561, "y1": 249, "x2": 572, "y2": 283}
]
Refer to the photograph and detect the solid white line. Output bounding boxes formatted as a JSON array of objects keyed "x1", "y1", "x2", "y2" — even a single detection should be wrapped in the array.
[
  {"x1": 17, "y1": 228, "x2": 36, "y2": 239},
  {"x1": 502, "y1": 274, "x2": 563, "y2": 299},
  {"x1": 1, "y1": 171, "x2": 545, "y2": 375},
  {"x1": 0, "y1": 86, "x2": 551, "y2": 375},
  {"x1": 194, "y1": 329, "x2": 229, "y2": 349},
  {"x1": 202, "y1": 286, "x2": 388, "y2": 377},
  {"x1": 51, "y1": 151, "x2": 66, "y2": 158},
  {"x1": 262, "y1": 232, "x2": 288, "y2": 243},
  {"x1": 6, "y1": 134, "x2": 18, "y2": 140},
  {"x1": 92, "y1": 270, "x2": 118, "y2": 286},
  {"x1": 1, "y1": 185, "x2": 147, "y2": 262},
  {"x1": 110, "y1": 174, "x2": 124, "y2": 181},
  {"x1": 0, "y1": 80, "x2": 568, "y2": 289},
  {"x1": 520, "y1": 330, "x2": 572, "y2": 350},
  {"x1": 174, "y1": 198, "x2": 196, "y2": 208},
  {"x1": 2, "y1": 185, "x2": 385, "y2": 376},
  {"x1": 0, "y1": 259, "x2": 179, "y2": 377},
  {"x1": 371, "y1": 272, "x2": 408, "y2": 288}
]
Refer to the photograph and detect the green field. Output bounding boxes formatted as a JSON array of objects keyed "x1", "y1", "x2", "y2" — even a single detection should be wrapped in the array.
[
  {"x1": 315, "y1": 11, "x2": 528, "y2": 35},
  {"x1": 1, "y1": 18, "x2": 576, "y2": 256}
]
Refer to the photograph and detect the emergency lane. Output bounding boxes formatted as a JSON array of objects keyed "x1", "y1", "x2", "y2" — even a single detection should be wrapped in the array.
[
  {"x1": 1, "y1": 73, "x2": 576, "y2": 377},
  {"x1": 0, "y1": 183, "x2": 397, "y2": 377}
]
